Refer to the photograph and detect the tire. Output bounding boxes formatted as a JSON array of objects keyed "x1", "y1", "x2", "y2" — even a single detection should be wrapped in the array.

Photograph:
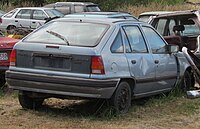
[
  {"x1": 110, "y1": 81, "x2": 131, "y2": 114},
  {"x1": 180, "y1": 71, "x2": 193, "y2": 92},
  {"x1": 18, "y1": 91, "x2": 44, "y2": 110},
  {"x1": 7, "y1": 25, "x2": 16, "y2": 34}
]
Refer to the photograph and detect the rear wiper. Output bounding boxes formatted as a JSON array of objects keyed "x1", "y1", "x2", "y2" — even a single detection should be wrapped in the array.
[{"x1": 46, "y1": 30, "x2": 69, "y2": 45}]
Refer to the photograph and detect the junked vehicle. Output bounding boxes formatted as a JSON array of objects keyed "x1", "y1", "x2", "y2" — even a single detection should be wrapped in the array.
[
  {"x1": 0, "y1": 7, "x2": 64, "y2": 34},
  {"x1": 44, "y1": 2, "x2": 101, "y2": 15},
  {"x1": 149, "y1": 10, "x2": 200, "y2": 67},
  {"x1": 138, "y1": 11, "x2": 172, "y2": 22},
  {"x1": 0, "y1": 34, "x2": 19, "y2": 87},
  {"x1": 64, "y1": 12, "x2": 138, "y2": 20},
  {"x1": 6, "y1": 18, "x2": 195, "y2": 114}
]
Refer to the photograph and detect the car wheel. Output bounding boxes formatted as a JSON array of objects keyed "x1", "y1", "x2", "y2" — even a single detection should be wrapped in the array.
[
  {"x1": 180, "y1": 71, "x2": 193, "y2": 92},
  {"x1": 110, "y1": 81, "x2": 131, "y2": 114},
  {"x1": 18, "y1": 91, "x2": 44, "y2": 109},
  {"x1": 7, "y1": 25, "x2": 16, "y2": 34}
]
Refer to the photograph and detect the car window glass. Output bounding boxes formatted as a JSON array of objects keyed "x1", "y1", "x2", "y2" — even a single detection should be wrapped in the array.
[
  {"x1": 44, "y1": 9, "x2": 64, "y2": 17},
  {"x1": 122, "y1": 29, "x2": 131, "y2": 53},
  {"x1": 4, "y1": 9, "x2": 17, "y2": 18},
  {"x1": 55, "y1": 6, "x2": 71, "y2": 14},
  {"x1": 123, "y1": 26, "x2": 148, "y2": 53},
  {"x1": 142, "y1": 26, "x2": 166, "y2": 53},
  {"x1": 155, "y1": 19, "x2": 167, "y2": 36},
  {"x1": 16, "y1": 9, "x2": 31, "y2": 19},
  {"x1": 33, "y1": 10, "x2": 47, "y2": 20},
  {"x1": 74, "y1": 5, "x2": 84, "y2": 13},
  {"x1": 183, "y1": 23, "x2": 200, "y2": 36},
  {"x1": 138, "y1": 15, "x2": 150, "y2": 22},
  {"x1": 24, "y1": 22, "x2": 109, "y2": 47},
  {"x1": 111, "y1": 31, "x2": 124, "y2": 53},
  {"x1": 168, "y1": 19, "x2": 176, "y2": 36},
  {"x1": 86, "y1": 5, "x2": 101, "y2": 11}
]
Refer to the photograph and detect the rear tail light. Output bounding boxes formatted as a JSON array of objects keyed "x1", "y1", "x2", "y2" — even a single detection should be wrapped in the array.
[
  {"x1": 91, "y1": 56, "x2": 105, "y2": 74},
  {"x1": 0, "y1": 18, "x2": 2, "y2": 23},
  {"x1": 10, "y1": 49, "x2": 16, "y2": 66}
]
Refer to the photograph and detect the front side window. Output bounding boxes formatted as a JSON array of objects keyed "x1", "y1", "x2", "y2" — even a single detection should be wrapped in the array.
[
  {"x1": 123, "y1": 26, "x2": 148, "y2": 53},
  {"x1": 45, "y1": 9, "x2": 64, "y2": 17},
  {"x1": 142, "y1": 26, "x2": 166, "y2": 53},
  {"x1": 16, "y1": 9, "x2": 31, "y2": 19},
  {"x1": 111, "y1": 31, "x2": 124, "y2": 53},
  {"x1": 33, "y1": 10, "x2": 47, "y2": 20},
  {"x1": 24, "y1": 21, "x2": 109, "y2": 47}
]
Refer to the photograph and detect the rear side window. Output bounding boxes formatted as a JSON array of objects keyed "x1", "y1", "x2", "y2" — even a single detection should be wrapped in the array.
[
  {"x1": 16, "y1": 9, "x2": 31, "y2": 19},
  {"x1": 4, "y1": 9, "x2": 17, "y2": 18},
  {"x1": 74, "y1": 5, "x2": 84, "y2": 13},
  {"x1": 24, "y1": 21, "x2": 109, "y2": 47},
  {"x1": 54, "y1": 6, "x2": 71, "y2": 14},
  {"x1": 111, "y1": 31, "x2": 124, "y2": 53},
  {"x1": 154, "y1": 19, "x2": 167, "y2": 36}
]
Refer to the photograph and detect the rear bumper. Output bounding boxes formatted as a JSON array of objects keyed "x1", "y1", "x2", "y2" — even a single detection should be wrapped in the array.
[{"x1": 6, "y1": 70, "x2": 119, "y2": 99}]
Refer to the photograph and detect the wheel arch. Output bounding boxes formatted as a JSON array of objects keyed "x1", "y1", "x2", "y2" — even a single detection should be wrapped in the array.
[{"x1": 119, "y1": 78, "x2": 136, "y2": 96}]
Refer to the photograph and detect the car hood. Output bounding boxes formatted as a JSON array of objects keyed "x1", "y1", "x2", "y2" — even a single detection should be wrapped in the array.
[{"x1": 0, "y1": 37, "x2": 19, "y2": 49}]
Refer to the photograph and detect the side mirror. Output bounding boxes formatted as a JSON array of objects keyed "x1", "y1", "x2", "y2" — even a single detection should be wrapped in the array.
[{"x1": 167, "y1": 44, "x2": 179, "y2": 54}]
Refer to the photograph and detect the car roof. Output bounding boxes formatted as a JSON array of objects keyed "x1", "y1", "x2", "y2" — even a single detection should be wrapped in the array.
[
  {"x1": 153, "y1": 10, "x2": 198, "y2": 18},
  {"x1": 16, "y1": 7, "x2": 54, "y2": 10},
  {"x1": 54, "y1": 17, "x2": 143, "y2": 25},
  {"x1": 55, "y1": 2, "x2": 96, "y2": 5},
  {"x1": 65, "y1": 12, "x2": 138, "y2": 20},
  {"x1": 139, "y1": 11, "x2": 173, "y2": 16}
]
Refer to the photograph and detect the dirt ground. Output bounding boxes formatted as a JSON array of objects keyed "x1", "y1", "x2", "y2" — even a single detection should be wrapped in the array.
[{"x1": 1, "y1": 92, "x2": 200, "y2": 129}]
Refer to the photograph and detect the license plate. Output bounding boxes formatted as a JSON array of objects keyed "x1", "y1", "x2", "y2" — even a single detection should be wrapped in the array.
[{"x1": 0, "y1": 52, "x2": 8, "y2": 60}]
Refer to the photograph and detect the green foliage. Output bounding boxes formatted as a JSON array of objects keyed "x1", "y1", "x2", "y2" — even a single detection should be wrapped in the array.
[{"x1": 0, "y1": 0, "x2": 187, "y2": 11}]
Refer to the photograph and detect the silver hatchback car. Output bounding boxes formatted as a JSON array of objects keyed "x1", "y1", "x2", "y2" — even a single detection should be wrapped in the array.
[
  {"x1": 6, "y1": 18, "x2": 194, "y2": 114},
  {"x1": 0, "y1": 7, "x2": 64, "y2": 33}
]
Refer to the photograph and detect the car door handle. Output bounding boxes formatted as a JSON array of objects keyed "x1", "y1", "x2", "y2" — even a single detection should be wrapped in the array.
[
  {"x1": 15, "y1": 20, "x2": 18, "y2": 22},
  {"x1": 131, "y1": 60, "x2": 136, "y2": 64},
  {"x1": 32, "y1": 21, "x2": 36, "y2": 24},
  {"x1": 154, "y1": 60, "x2": 159, "y2": 64}
]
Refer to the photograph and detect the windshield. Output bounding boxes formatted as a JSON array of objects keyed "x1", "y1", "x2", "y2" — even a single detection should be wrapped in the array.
[
  {"x1": 24, "y1": 21, "x2": 109, "y2": 47},
  {"x1": 183, "y1": 24, "x2": 200, "y2": 36},
  {"x1": 45, "y1": 9, "x2": 64, "y2": 17}
]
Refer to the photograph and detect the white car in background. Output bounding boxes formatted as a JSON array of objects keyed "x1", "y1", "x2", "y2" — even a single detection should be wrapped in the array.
[{"x1": 0, "y1": 7, "x2": 64, "y2": 33}]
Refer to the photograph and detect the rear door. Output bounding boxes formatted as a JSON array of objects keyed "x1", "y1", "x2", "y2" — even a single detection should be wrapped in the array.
[
  {"x1": 142, "y1": 26, "x2": 178, "y2": 89},
  {"x1": 122, "y1": 25, "x2": 157, "y2": 96},
  {"x1": 15, "y1": 9, "x2": 32, "y2": 28}
]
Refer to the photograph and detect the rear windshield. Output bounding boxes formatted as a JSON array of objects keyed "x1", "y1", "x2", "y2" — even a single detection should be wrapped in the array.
[
  {"x1": 44, "y1": 9, "x2": 64, "y2": 17},
  {"x1": 24, "y1": 21, "x2": 109, "y2": 47}
]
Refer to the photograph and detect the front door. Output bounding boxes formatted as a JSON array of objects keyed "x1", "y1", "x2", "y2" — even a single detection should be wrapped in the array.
[{"x1": 142, "y1": 26, "x2": 178, "y2": 91}]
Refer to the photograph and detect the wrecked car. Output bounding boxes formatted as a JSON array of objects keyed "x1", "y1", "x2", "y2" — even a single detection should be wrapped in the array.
[
  {"x1": 0, "y1": 33, "x2": 19, "y2": 87},
  {"x1": 6, "y1": 18, "x2": 195, "y2": 114},
  {"x1": 149, "y1": 10, "x2": 200, "y2": 56}
]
